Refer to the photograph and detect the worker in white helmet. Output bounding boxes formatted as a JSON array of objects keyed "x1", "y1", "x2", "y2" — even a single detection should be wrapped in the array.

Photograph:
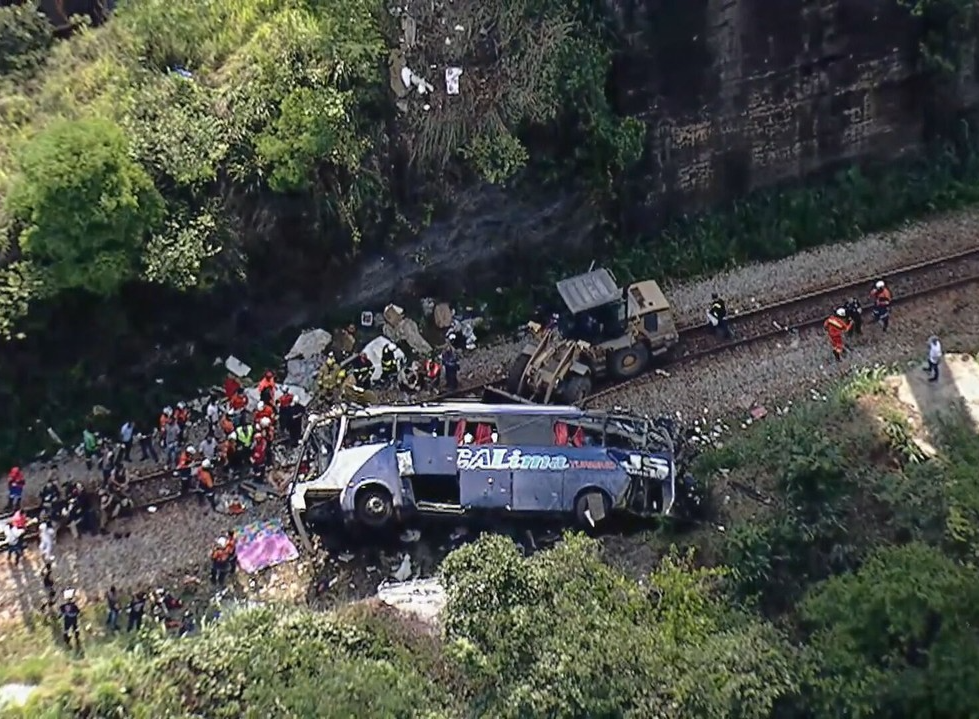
[
  {"x1": 823, "y1": 308, "x2": 853, "y2": 362},
  {"x1": 870, "y1": 280, "x2": 892, "y2": 331}
]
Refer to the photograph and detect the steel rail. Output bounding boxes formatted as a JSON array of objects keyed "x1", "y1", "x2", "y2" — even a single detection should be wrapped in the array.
[
  {"x1": 430, "y1": 245, "x2": 979, "y2": 403},
  {"x1": 5, "y1": 246, "x2": 979, "y2": 541}
]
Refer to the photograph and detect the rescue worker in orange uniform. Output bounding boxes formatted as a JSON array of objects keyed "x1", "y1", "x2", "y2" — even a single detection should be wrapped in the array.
[
  {"x1": 229, "y1": 388, "x2": 248, "y2": 413},
  {"x1": 158, "y1": 406, "x2": 173, "y2": 433},
  {"x1": 210, "y1": 537, "x2": 230, "y2": 585},
  {"x1": 257, "y1": 370, "x2": 276, "y2": 404},
  {"x1": 196, "y1": 458, "x2": 216, "y2": 510},
  {"x1": 255, "y1": 401, "x2": 275, "y2": 424},
  {"x1": 824, "y1": 307, "x2": 853, "y2": 362},
  {"x1": 870, "y1": 279, "x2": 892, "y2": 332},
  {"x1": 174, "y1": 402, "x2": 190, "y2": 442},
  {"x1": 175, "y1": 445, "x2": 196, "y2": 495},
  {"x1": 219, "y1": 411, "x2": 235, "y2": 439}
]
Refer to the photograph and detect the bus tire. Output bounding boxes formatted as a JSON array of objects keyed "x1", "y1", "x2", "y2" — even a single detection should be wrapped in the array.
[
  {"x1": 355, "y1": 486, "x2": 394, "y2": 528},
  {"x1": 574, "y1": 489, "x2": 611, "y2": 529}
]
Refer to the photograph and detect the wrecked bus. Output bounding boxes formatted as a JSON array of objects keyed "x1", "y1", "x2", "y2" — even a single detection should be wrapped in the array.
[{"x1": 288, "y1": 401, "x2": 676, "y2": 550}]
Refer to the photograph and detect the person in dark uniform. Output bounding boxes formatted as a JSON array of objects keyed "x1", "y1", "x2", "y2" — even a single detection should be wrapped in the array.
[
  {"x1": 127, "y1": 591, "x2": 147, "y2": 632},
  {"x1": 441, "y1": 346, "x2": 460, "y2": 392},
  {"x1": 59, "y1": 588, "x2": 81, "y2": 647},
  {"x1": 707, "y1": 294, "x2": 733, "y2": 340},
  {"x1": 843, "y1": 297, "x2": 862, "y2": 335}
]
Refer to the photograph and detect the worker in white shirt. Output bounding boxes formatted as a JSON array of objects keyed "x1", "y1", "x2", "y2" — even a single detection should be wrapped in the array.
[{"x1": 925, "y1": 335, "x2": 942, "y2": 382}]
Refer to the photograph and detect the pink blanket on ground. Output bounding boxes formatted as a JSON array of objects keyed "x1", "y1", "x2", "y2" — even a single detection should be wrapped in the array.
[{"x1": 235, "y1": 518, "x2": 299, "y2": 574}]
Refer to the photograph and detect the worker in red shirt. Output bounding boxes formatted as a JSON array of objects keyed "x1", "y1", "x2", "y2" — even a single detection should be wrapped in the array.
[
  {"x1": 250, "y1": 425, "x2": 269, "y2": 481},
  {"x1": 824, "y1": 308, "x2": 853, "y2": 362},
  {"x1": 870, "y1": 280, "x2": 892, "y2": 332},
  {"x1": 6, "y1": 467, "x2": 25, "y2": 512}
]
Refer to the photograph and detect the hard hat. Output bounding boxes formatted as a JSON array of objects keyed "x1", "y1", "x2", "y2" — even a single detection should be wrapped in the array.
[
  {"x1": 257, "y1": 401, "x2": 265, "y2": 409},
  {"x1": 875, "y1": 280, "x2": 885, "y2": 289},
  {"x1": 836, "y1": 308, "x2": 846, "y2": 317},
  {"x1": 63, "y1": 588, "x2": 75, "y2": 600},
  {"x1": 164, "y1": 406, "x2": 173, "y2": 415},
  {"x1": 260, "y1": 417, "x2": 271, "y2": 428},
  {"x1": 177, "y1": 401, "x2": 186, "y2": 409},
  {"x1": 186, "y1": 445, "x2": 196, "y2": 453},
  {"x1": 216, "y1": 536, "x2": 227, "y2": 548},
  {"x1": 338, "y1": 370, "x2": 347, "y2": 379},
  {"x1": 201, "y1": 459, "x2": 212, "y2": 468}
]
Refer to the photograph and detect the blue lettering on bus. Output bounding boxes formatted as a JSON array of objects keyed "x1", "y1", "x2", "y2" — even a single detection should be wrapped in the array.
[{"x1": 456, "y1": 447, "x2": 617, "y2": 472}]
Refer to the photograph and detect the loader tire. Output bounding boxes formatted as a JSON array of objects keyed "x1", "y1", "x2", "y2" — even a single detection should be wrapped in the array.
[
  {"x1": 562, "y1": 375, "x2": 593, "y2": 404},
  {"x1": 610, "y1": 344, "x2": 650, "y2": 380},
  {"x1": 506, "y1": 354, "x2": 531, "y2": 395}
]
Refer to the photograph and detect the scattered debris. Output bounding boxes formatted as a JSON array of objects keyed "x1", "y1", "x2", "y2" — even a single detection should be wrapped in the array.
[
  {"x1": 445, "y1": 67, "x2": 462, "y2": 95},
  {"x1": 285, "y1": 329, "x2": 333, "y2": 361},
  {"x1": 392, "y1": 554, "x2": 412, "y2": 582},
  {"x1": 400, "y1": 529, "x2": 422, "y2": 543},
  {"x1": 376, "y1": 578, "x2": 446, "y2": 630},
  {"x1": 225, "y1": 355, "x2": 251, "y2": 378}
]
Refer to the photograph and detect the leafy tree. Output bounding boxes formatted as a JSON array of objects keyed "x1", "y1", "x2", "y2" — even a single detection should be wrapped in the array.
[
  {"x1": 441, "y1": 533, "x2": 803, "y2": 718},
  {"x1": 0, "y1": 2, "x2": 53, "y2": 77},
  {"x1": 4, "y1": 117, "x2": 165, "y2": 298},
  {"x1": 801, "y1": 542, "x2": 979, "y2": 718},
  {"x1": 254, "y1": 86, "x2": 368, "y2": 192}
]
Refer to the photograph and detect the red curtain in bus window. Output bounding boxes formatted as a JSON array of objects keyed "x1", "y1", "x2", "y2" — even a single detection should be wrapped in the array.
[
  {"x1": 454, "y1": 420, "x2": 467, "y2": 444},
  {"x1": 571, "y1": 426, "x2": 585, "y2": 447},
  {"x1": 474, "y1": 423, "x2": 493, "y2": 444},
  {"x1": 554, "y1": 422, "x2": 569, "y2": 446}
]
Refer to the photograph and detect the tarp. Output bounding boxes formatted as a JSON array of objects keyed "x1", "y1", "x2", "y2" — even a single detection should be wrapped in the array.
[{"x1": 235, "y1": 518, "x2": 299, "y2": 574}]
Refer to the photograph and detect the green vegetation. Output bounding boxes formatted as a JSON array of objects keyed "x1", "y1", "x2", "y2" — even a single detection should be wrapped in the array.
[
  {"x1": 0, "y1": 0, "x2": 976, "y2": 464},
  {"x1": 9, "y1": 364, "x2": 979, "y2": 718}
]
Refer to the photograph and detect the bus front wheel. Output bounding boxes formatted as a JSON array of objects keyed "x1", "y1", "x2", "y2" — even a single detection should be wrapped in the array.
[{"x1": 355, "y1": 486, "x2": 394, "y2": 528}]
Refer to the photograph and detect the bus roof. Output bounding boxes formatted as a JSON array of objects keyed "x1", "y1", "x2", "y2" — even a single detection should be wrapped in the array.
[{"x1": 329, "y1": 401, "x2": 589, "y2": 420}]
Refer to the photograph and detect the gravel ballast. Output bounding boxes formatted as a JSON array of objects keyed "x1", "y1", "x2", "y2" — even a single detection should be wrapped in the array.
[{"x1": 3, "y1": 209, "x2": 979, "y2": 625}]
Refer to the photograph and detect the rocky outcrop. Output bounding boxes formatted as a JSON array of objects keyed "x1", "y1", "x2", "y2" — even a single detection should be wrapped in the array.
[{"x1": 607, "y1": 0, "x2": 976, "y2": 226}]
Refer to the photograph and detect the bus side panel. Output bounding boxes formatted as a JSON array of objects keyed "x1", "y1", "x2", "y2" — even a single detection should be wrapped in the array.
[
  {"x1": 511, "y1": 470, "x2": 565, "y2": 512},
  {"x1": 561, "y1": 469, "x2": 631, "y2": 510},
  {"x1": 460, "y1": 470, "x2": 512, "y2": 509}
]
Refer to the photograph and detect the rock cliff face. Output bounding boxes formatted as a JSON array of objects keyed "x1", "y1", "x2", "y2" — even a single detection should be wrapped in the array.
[
  {"x1": 335, "y1": 0, "x2": 978, "y2": 309},
  {"x1": 607, "y1": 0, "x2": 975, "y2": 224}
]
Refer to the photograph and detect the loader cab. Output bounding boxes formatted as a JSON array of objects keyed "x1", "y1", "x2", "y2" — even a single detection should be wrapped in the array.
[{"x1": 556, "y1": 269, "x2": 629, "y2": 344}]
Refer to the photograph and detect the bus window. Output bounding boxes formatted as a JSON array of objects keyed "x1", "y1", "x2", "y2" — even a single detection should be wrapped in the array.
[
  {"x1": 452, "y1": 420, "x2": 467, "y2": 444},
  {"x1": 554, "y1": 422, "x2": 569, "y2": 446},
  {"x1": 345, "y1": 418, "x2": 393, "y2": 446},
  {"x1": 474, "y1": 422, "x2": 497, "y2": 444},
  {"x1": 398, "y1": 416, "x2": 447, "y2": 440}
]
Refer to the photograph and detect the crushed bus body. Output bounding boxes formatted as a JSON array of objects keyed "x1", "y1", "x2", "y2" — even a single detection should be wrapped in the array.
[{"x1": 288, "y1": 401, "x2": 678, "y2": 550}]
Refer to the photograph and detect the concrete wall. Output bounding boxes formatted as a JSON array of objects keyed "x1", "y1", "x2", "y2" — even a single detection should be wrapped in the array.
[{"x1": 606, "y1": 0, "x2": 978, "y2": 227}]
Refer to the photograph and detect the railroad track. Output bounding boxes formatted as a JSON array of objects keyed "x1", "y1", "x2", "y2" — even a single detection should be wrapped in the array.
[
  {"x1": 428, "y1": 245, "x2": 979, "y2": 406},
  {"x1": 5, "y1": 245, "x2": 979, "y2": 539}
]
